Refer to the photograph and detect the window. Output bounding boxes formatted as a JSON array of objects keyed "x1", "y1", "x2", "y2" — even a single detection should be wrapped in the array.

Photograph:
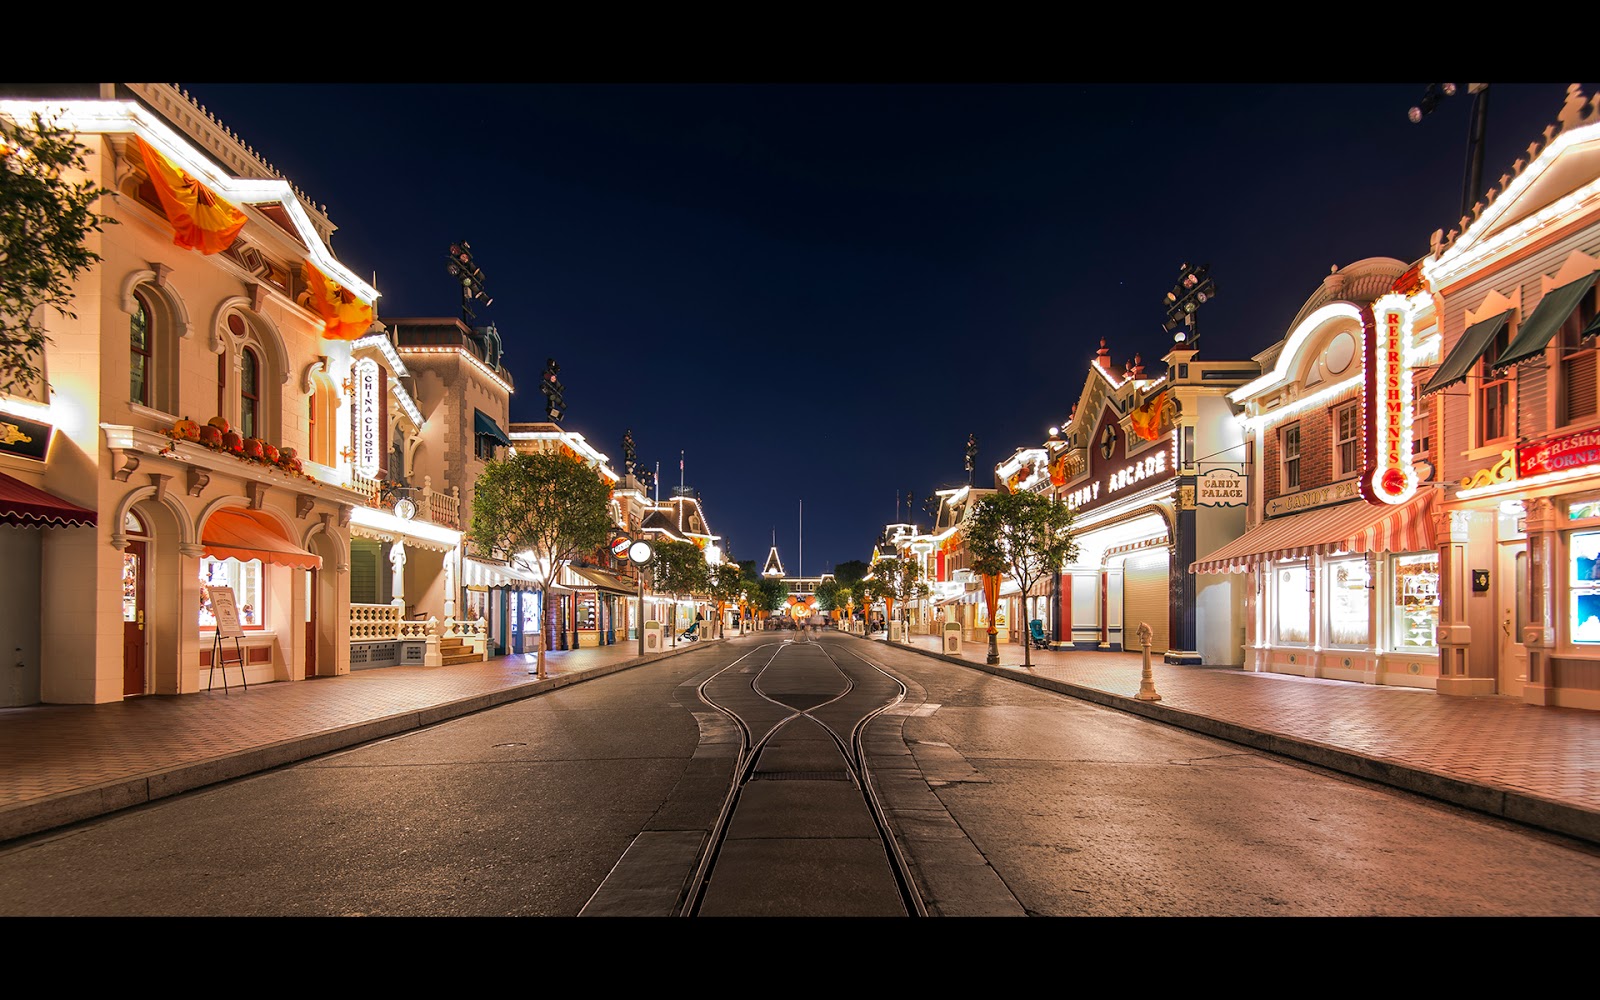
[
  {"x1": 199, "y1": 556, "x2": 264, "y2": 628},
  {"x1": 1326, "y1": 557, "x2": 1369, "y2": 646},
  {"x1": 1391, "y1": 553, "x2": 1439, "y2": 650},
  {"x1": 1570, "y1": 531, "x2": 1600, "y2": 643},
  {"x1": 476, "y1": 434, "x2": 498, "y2": 461},
  {"x1": 1281, "y1": 423, "x2": 1301, "y2": 492},
  {"x1": 130, "y1": 290, "x2": 152, "y2": 406},
  {"x1": 1412, "y1": 375, "x2": 1432, "y2": 459},
  {"x1": 240, "y1": 347, "x2": 260, "y2": 440},
  {"x1": 1559, "y1": 288, "x2": 1600, "y2": 425},
  {"x1": 1476, "y1": 324, "x2": 1513, "y2": 446},
  {"x1": 1274, "y1": 562, "x2": 1310, "y2": 644},
  {"x1": 1335, "y1": 402, "x2": 1359, "y2": 478}
]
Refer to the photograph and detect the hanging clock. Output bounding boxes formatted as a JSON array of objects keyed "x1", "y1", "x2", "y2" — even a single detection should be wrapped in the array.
[{"x1": 1100, "y1": 424, "x2": 1118, "y2": 460}]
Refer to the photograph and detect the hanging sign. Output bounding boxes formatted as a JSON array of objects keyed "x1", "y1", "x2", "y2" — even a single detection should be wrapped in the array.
[
  {"x1": 1362, "y1": 295, "x2": 1419, "y2": 506},
  {"x1": 207, "y1": 585, "x2": 244, "y2": 637},
  {"x1": 353, "y1": 357, "x2": 381, "y2": 479},
  {"x1": 0, "y1": 411, "x2": 52, "y2": 462},
  {"x1": 1198, "y1": 469, "x2": 1247, "y2": 506}
]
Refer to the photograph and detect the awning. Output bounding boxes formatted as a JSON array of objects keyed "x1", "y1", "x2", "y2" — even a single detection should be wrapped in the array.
[
  {"x1": 474, "y1": 409, "x2": 512, "y2": 447},
  {"x1": 1191, "y1": 490, "x2": 1436, "y2": 575},
  {"x1": 0, "y1": 472, "x2": 97, "y2": 527},
  {"x1": 463, "y1": 555, "x2": 539, "y2": 590},
  {"x1": 1420, "y1": 310, "x2": 1511, "y2": 397},
  {"x1": 201, "y1": 507, "x2": 321, "y2": 569},
  {"x1": 1492, "y1": 273, "x2": 1599, "y2": 370},
  {"x1": 569, "y1": 566, "x2": 638, "y2": 596}
]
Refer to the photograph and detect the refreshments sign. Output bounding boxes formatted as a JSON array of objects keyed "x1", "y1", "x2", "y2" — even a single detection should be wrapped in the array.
[
  {"x1": 1519, "y1": 428, "x2": 1600, "y2": 478},
  {"x1": 1362, "y1": 295, "x2": 1419, "y2": 506}
]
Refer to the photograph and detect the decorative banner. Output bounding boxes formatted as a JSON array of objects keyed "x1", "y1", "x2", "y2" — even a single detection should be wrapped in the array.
[
  {"x1": 352, "y1": 358, "x2": 381, "y2": 479},
  {"x1": 1197, "y1": 469, "x2": 1247, "y2": 507},
  {"x1": 0, "y1": 411, "x2": 52, "y2": 462},
  {"x1": 1129, "y1": 389, "x2": 1177, "y2": 441},
  {"x1": 1518, "y1": 428, "x2": 1600, "y2": 479},
  {"x1": 1362, "y1": 295, "x2": 1419, "y2": 506},
  {"x1": 132, "y1": 136, "x2": 246, "y2": 254},
  {"x1": 303, "y1": 262, "x2": 375, "y2": 341}
]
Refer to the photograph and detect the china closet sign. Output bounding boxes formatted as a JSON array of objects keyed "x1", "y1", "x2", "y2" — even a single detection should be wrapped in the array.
[
  {"x1": 353, "y1": 358, "x2": 381, "y2": 479},
  {"x1": 1519, "y1": 429, "x2": 1600, "y2": 478}
]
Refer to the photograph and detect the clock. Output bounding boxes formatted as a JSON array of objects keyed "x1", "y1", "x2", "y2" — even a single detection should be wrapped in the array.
[
  {"x1": 1100, "y1": 424, "x2": 1118, "y2": 460},
  {"x1": 628, "y1": 540, "x2": 654, "y2": 565}
]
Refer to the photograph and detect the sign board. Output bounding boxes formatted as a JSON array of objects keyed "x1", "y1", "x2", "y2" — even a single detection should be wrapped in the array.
[
  {"x1": 207, "y1": 585, "x2": 244, "y2": 637},
  {"x1": 1362, "y1": 296, "x2": 1419, "y2": 505},
  {"x1": 0, "y1": 411, "x2": 53, "y2": 462},
  {"x1": 1198, "y1": 469, "x2": 1247, "y2": 507},
  {"x1": 610, "y1": 534, "x2": 632, "y2": 558},
  {"x1": 1266, "y1": 478, "x2": 1360, "y2": 519},
  {"x1": 1518, "y1": 428, "x2": 1600, "y2": 479},
  {"x1": 353, "y1": 357, "x2": 381, "y2": 478}
]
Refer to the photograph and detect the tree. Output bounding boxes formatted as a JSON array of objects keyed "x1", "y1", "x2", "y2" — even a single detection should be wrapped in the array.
[
  {"x1": 706, "y1": 560, "x2": 747, "y2": 638},
  {"x1": 752, "y1": 575, "x2": 788, "y2": 627},
  {"x1": 1, "y1": 111, "x2": 116, "y2": 395},
  {"x1": 833, "y1": 559, "x2": 870, "y2": 590},
  {"x1": 651, "y1": 539, "x2": 709, "y2": 647},
  {"x1": 468, "y1": 449, "x2": 613, "y2": 679},
  {"x1": 862, "y1": 555, "x2": 927, "y2": 642},
  {"x1": 967, "y1": 489, "x2": 1078, "y2": 669}
]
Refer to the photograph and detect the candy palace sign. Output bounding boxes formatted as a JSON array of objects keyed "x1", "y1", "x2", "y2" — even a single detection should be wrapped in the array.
[
  {"x1": 1198, "y1": 469, "x2": 1246, "y2": 507},
  {"x1": 1519, "y1": 428, "x2": 1600, "y2": 478}
]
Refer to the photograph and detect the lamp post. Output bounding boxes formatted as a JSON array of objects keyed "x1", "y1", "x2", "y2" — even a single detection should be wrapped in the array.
[
  {"x1": 628, "y1": 539, "x2": 654, "y2": 655},
  {"x1": 1162, "y1": 262, "x2": 1216, "y2": 347}
]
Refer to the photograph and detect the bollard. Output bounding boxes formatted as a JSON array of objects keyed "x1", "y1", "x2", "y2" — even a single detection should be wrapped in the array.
[{"x1": 1136, "y1": 621, "x2": 1161, "y2": 702}]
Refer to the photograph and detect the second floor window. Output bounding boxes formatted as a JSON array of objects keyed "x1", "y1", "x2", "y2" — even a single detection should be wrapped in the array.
[
  {"x1": 1335, "y1": 402, "x2": 1359, "y2": 478},
  {"x1": 1560, "y1": 289, "x2": 1600, "y2": 425},
  {"x1": 1282, "y1": 423, "x2": 1301, "y2": 492},
  {"x1": 240, "y1": 347, "x2": 260, "y2": 440},
  {"x1": 130, "y1": 291, "x2": 152, "y2": 406},
  {"x1": 1477, "y1": 324, "x2": 1512, "y2": 446}
]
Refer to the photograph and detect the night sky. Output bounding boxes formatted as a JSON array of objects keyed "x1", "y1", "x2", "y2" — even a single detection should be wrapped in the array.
[{"x1": 179, "y1": 82, "x2": 1596, "y2": 574}]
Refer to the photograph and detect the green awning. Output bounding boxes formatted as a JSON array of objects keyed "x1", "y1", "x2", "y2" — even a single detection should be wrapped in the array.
[
  {"x1": 1420, "y1": 310, "x2": 1512, "y2": 397},
  {"x1": 474, "y1": 409, "x2": 512, "y2": 447},
  {"x1": 1492, "y1": 273, "x2": 1599, "y2": 371}
]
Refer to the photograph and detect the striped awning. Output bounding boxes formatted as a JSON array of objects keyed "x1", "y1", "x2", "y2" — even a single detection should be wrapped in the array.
[
  {"x1": 461, "y1": 555, "x2": 557, "y2": 591},
  {"x1": 1190, "y1": 489, "x2": 1436, "y2": 575}
]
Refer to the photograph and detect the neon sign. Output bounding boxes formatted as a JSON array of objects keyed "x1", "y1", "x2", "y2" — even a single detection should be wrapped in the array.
[{"x1": 1363, "y1": 295, "x2": 1418, "y2": 505}]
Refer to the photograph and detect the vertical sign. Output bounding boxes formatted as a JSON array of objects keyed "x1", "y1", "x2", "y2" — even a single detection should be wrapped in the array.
[
  {"x1": 1362, "y1": 294, "x2": 1418, "y2": 506},
  {"x1": 353, "y1": 357, "x2": 380, "y2": 479}
]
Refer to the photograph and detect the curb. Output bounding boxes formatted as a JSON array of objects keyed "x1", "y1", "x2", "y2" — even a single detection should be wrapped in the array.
[{"x1": 851, "y1": 633, "x2": 1600, "y2": 846}]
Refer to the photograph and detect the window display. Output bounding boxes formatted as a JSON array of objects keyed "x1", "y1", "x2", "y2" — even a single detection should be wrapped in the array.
[
  {"x1": 200, "y1": 556, "x2": 262, "y2": 627},
  {"x1": 1392, "y1": 553, "x2": 1439, "y2": 650},
  {"x1": 1326, "y1": 557, "x2": 1369, "y2": 646},
  {"x1": 1569, "y1": 531, "x2": 1600, "y2": 643},
  {"x1": 1275, "y1": 563, "x2": 1310, "y2": 644}
]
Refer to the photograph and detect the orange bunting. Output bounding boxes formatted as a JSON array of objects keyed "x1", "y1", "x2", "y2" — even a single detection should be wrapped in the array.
[
  {"x1": 302, "y1": 262, "x2": 375, "y2": 341},
  {"x1": 133, "y1": 136, "x2": 246, "y2": 254}
]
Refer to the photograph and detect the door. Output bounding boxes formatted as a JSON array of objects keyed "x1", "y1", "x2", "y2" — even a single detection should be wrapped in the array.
[
  {"x1": 1498, "y1": 542, "x2": 1528, "y2": 697},
  {"x1": 304, "y1": 567, "x2": 317, "y2": 679},
  {"x1": 122, "y1": 540, "x2": 146, "y2": 696}
]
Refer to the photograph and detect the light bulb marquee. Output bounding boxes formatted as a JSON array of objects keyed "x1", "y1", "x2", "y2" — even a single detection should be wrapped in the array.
[{"x1": 1361, "y1": 294, "x2": 1419, "y2": 506}]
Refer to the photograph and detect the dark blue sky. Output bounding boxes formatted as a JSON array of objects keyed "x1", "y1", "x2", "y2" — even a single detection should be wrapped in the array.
[{"x1": 181, "y1": 81, "x2": 1594, "y2": 574}]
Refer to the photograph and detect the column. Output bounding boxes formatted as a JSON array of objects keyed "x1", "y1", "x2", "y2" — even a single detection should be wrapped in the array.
[
  {"x1": 1434, "y1": 508, "x2": 1489, "y2": 696},
  {"x1": 1522, "y1": 496, "x2": 1559, "y2": 705}
]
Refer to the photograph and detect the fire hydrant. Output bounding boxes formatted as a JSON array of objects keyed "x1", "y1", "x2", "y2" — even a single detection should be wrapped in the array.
[{"x1": 1136, "y1": 621, "x2": 1161, "y2": 702}]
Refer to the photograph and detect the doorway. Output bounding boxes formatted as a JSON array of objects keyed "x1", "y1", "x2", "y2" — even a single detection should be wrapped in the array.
[
  {"x1": 122, "y1": 539, "x2": 147, "y2": 696},
  {"x1": 1498, "y1": 541, "x2": 1529, "y2": 697}
]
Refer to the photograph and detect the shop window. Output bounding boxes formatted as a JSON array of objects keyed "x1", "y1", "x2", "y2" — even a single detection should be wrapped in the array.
[
  {"x1": 1274, "y1": 562, "x2": 1310, "y2": 644},
  {"x1": 1559, "y1": 288, "x2": 1600, "y2": 425},
  {"x1": 1476, "y1": 324, "x2": 1513, "y2": 446},
  {"x1": 1392, "y1": 553, "x2": 1440, "y2": 650},
  {"x1": 199, "y1": 556, "x2": 264, "y2": 628},
  {"x1": 1326, "y1": 557, "x2": 1369, "y2": 646},
  {"x1": 1335, "y1": 403, "x2": 1359, "y2": 479},
  {"x1": 1281, "y1": 423, "x2": 1301, "y2": 492},
  {"x1": 1569, "y1": 531, "x2": 1600, "y2": 643}
]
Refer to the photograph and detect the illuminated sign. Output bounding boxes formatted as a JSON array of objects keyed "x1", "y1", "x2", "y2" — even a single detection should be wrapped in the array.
[
  {"x1": 1362, "y1": 296, "x2": 1418, "y2": 505},
  {"x1": 1198, "y1": 469, "x2": 1246, "y2": 507},
  {"x1": 1519, "y1": 428, "x2": 1600, "y2": 478},
  {"x1": 0, "y1": 412, "x2": 52, "y2": 462},
  {"x1": 353, "y1": 358, "x2": 380, "y2": 479},
  {"x1": 1066, "y1": 448, "x2": 1170, "y2": 512}
]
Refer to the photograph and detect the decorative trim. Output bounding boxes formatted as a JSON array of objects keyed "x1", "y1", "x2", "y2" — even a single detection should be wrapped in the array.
[
  {"x1": 186, "y1": 464, "x2": 210, "y2": 497},
  {"x1": 296, "y1": 493, "x2": 315, "y2": 519}
]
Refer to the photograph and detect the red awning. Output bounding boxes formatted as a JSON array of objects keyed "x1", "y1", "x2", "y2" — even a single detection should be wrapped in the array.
[
  {"x1": 1191, "y1": 489, "x2": 1437, "y2": 575},
  {"x1": 202, "y1": 507, "x2": 321, "y2": 569},
  {"x1": 0, "y1": 472, "x2": 97, "y2": 527}
]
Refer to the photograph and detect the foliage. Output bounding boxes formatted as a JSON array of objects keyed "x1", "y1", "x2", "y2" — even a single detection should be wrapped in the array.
[
  {"x1": 752, "y1": 575, "x2": 788, "y2": 613},
  {"x1": 833, "y1": 559, "x2": 870, "y2": 589},
  {"x1": 468, "y1": 449, "x2": 613, "y2": 676},
  {"x1": 651, "y1": 538, "x2": 709, "y2": 600},
  {"x1": 814, "y1": 578, "x2": 841, "y2": 612},
  {"x1": 861, "y1": 556, "x2": 928, "y2": 640},
  {"x1": 0, "y1": 111, "x2": 116, "y2": 396},
  {"x1": 706, "y1": 560, "x2": 747, "y2": 635},
  {"x1": 967, "y1": 489, "x2": 1078, "y2": 667}
]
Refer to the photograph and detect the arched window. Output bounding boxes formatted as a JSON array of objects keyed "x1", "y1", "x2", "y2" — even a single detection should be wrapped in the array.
[
  {"x1": 131, "y1": 291, "x2": 152, "y2": 406},
  {"x1": 308, "y1": 371, "x2": 336, "y2": 466},
  {"x1": 240, "y1": 347, "x2": 260, "y2": 440}
]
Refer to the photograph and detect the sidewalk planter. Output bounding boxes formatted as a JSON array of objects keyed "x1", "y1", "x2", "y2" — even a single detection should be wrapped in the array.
[
  {"x1": 643, "y1": 620, "x2": 662, "y2": 653},
  {"x1": 944, "y1": 622, "x2": 962, "y2": 654}
]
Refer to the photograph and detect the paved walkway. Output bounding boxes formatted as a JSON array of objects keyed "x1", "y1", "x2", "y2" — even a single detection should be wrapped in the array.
[{"x1": 2, "y1": 630, "x2": 1597, "y2": 847}]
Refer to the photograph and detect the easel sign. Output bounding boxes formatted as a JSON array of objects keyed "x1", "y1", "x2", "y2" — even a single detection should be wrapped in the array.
[{"x1": 205, "y1": 586, "x2": 248, "y2": 691}]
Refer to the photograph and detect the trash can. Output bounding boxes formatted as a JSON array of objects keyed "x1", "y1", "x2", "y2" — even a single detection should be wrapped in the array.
[
  {"x1": 889, "y1": 621, "x2": 902, "y2": 642},
  {"x1": 943, "y1": 621, "x2": 961, "y2": 654},
  {"x1": 643, "y1": 620, "x2": 662, "y2": 652}
]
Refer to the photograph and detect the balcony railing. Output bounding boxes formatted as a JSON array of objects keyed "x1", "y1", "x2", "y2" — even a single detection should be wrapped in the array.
[
  {"x1": 349, "y1": 603, "x2": 489, "y2": 661},
  {"x1": 349, "y1": 473, "x2": 461, "y2": 530}
]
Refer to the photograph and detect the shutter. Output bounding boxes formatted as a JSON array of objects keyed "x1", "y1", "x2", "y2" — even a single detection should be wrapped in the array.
[
  {"x1": 1122, "y1": 550, "x2": 1170, "y2": 653},
  {"x1": 1566, "y1": 350, "x2": 1598, "y2": 422}
]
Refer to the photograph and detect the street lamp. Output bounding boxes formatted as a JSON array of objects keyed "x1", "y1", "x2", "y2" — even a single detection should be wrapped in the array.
[{"x1": 1163, "y1": 262, "x2": 1216, "y2": 346}]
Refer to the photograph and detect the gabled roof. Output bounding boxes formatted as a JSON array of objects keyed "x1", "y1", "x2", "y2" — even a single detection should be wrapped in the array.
[{"x1": 762, "y1": 545, "x2": 785, "y2": 577}]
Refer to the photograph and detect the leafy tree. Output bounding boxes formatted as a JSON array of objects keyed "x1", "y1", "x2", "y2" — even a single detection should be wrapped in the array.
[
  {"x1": 751, "y1": 575, "x2": 788, "y2": 626},
  {"x1": 814, "y1": 579, "x2": 840, "y2": 612},
  {"x1": 468, "y1": 449, "x2": 613, "y2": 678},
  {"x1": 967, "y1": 489, "x2": 1078, "y2": 668},
  {"x1": 706, "y1": 559, "x2": 747, "y2": 638},
  {"x1": 833, "y1": 559, "x2": 870, "y2": 589},
  {"x1": 862, "y1": 555, "x2": 927, "y2": 642},
  {"x1": 651, "y1": 539, "x2": 709, "y2": 646},
  {"x1": 1, "y1": 111, "x2": 116, "y2": 395}
]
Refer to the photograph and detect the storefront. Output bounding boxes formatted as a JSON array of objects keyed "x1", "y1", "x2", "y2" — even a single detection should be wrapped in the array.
[
  {"x1": 462, "y1": 555, "x2": 544, "y2": 656},
  {"x1": 0, "y1": 471, "x2": 98, "y2": 707}
]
